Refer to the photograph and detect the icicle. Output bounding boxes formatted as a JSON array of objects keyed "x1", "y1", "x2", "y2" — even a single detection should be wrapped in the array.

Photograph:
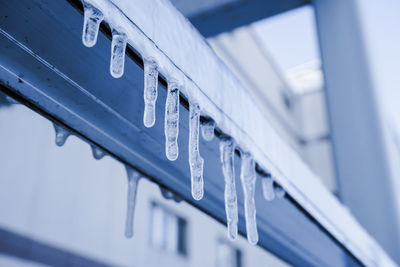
[
  {"x1": 53, "y1": 123, "x2": 70, "y2": 147},
  {"x1": 125, "y1": 166, "x2": 140, "y2": 238},
  {"x1": 5, "y1": 95, "x2": 19, "y2": 104},
  {"x1": 219, "y1": 136, "x2": 238, "y2": 240},
  {"x1": 200, "y1": 119, "x2": 215, "y2": 141},
  {"x1": 143, "y1": 59, "x2": 158, "y2": 128},
  {"x1": 110, "y1": 30, "x2": 127, "y2": 78},
  {"x1": 159, "y1": 186, "x2": 183, "y2": 203},
  {"x1": 274, "y1": 184, "x2": 286, "y2": 199},
  {"x1": 90, "y1": 144, "x2": 105, "y2": 160},
  {"x1": 81, "y1": 2, "x2": 104, "y2": 48},
  {"x1": 164, "y1": 81, "x2": 179, "y2": 161},
  {"x1": 240, "y1": 152, "x2": 258, "y2": 245},
  {"x1": 189, "y1": 103, "x2": 204, "y2": 200},
  {"x1": 261, "y1": 176, "x2": 275, "y2": 201}
]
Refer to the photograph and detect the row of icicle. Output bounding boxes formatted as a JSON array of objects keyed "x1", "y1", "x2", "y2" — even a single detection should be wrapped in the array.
[{"x1": 48, "y1": 1, "x2": 288, "y2": 245}]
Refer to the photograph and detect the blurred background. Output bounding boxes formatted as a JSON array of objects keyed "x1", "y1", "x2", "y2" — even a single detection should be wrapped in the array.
[{"x1": 1, "y1": 0, "x2": 400, "y2": 266}]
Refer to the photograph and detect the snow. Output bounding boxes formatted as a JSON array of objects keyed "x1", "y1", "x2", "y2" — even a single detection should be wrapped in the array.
[{"x1": 80, "y1": 0, "x2": 396, "y2": 264}]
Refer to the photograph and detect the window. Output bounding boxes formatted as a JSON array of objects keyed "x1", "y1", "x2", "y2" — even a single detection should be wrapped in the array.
[
  {"x1": 149, "y1": 202, "x2": 187, "y2": 257},
  {"x1": 216, "y1": 239, "x2": 242, "y2": 267}
]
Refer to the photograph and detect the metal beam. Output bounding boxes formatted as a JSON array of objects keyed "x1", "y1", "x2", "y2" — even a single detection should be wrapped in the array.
[
  {"x1": 314, "y1": 0, "x2": 400, "y2": 263},
  {"x1": 184, "y1": 0, "x2": 311, "y2": 37},
  {"x1": 0, "y1": 0, "x2": 362, "y2": 265}
]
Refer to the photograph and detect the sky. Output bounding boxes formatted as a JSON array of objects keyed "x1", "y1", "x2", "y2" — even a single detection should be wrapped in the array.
[{"x1": 251, "y1": 6, "x2": 320, "y2": 72}]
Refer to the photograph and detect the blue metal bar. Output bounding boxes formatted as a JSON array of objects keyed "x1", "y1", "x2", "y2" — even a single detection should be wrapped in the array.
[{"x1": 186, "y1": 0, "x2": 310, "y2": 37}]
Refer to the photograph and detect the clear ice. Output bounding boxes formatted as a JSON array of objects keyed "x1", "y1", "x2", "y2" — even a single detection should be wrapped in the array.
[
  {"x1": 220, "y1": 137, "x2": 238, "y2": 240},
  {"x1": 5, "y1": 95, "x2": 19, "y2": 104},
  {"x1": 240, "y1": 152, "x2": 258, "y2": 245},
  {"x1": 53, "y1": 123, "x2": 70, "y2": 147},
  {"x1": 110, "y1": 30, "x2": 127, "y2": 78},
  {"x1": 189, "y1": 103, "x2": 204, "y2": 200},
  {"x1": 159, "y1": 186, "x2": 182, "y2": 203},
  {"x1": 143, "y1": 59, "x2": 158, "y2": 128},
  {"x1": 261, "y1": 176, "x2": 275, "y2": 201},
  {"x1": 164, "y1": 82, "x2": 179, "y2": 161},
  {"x1": 82, "y1": 2, "x2": 104, "y2": 48},
  {"x1": 274, "y1": 184, "x2": 286, "y2": 199},
  {"x1": 91, "y1": 144, "x2": 105, "y2": 160},
  {"x1": 125, "y1": 166, "x2": 140, "y2": 238},
  {"x1": 200, "y1": 119, "x2": 215, "y2": 141}
]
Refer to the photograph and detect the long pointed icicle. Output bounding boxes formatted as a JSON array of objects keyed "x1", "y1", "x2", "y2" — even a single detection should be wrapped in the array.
[
  {"x1": 240, "y1": 152, "x2": 258, "y2": 245},
  {"x1": 143, "y1": 59, "x2": 158, "y2": 128},
  {"x1": 164, "y1": 82, "x2": 179, "y2": 161},
  {"x1": 82, "y1": 2, "x2": 104, "y2": 48},
  {"x1": 220, "y1": 137, "x2": 238, "y2": 240},
  {"x1": 189, "y1": 103, "x2": 204, "y2": 200},
  {"x1": 261, "y1": 176, "x2": 275, "y2": 201},
  {"x1": 200, "y1": 119, "x2": 215, "y2": 141},
  {"x1": 53, "y1": 123, "x2": 70, "y2": 147},
  {"x1": 110, "y1": 30, "x2": 127, "y2": 78},
  {"x1": 125, "y1": 166, "x2": 140, "y2": 238}
]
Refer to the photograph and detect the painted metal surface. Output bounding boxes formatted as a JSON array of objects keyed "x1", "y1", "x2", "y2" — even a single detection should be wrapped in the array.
[{"x1": 183, "y1": 0, "x2": 310, "y2": 37}]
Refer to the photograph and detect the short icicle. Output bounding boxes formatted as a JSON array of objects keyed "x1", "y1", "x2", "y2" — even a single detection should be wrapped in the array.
[
  {"x1": 143, "y1": 59, "x2": 159, "y2": 128},
  {"x1": 5, "y1": 95, "x2": 19, "y2": 104},
  {"x1": 261, "y1": 175, "x2": 275, "y2": 201},
  {"x1": 240, "y1": 152, "x2": 258, "y2": 245},
  {"x1": 200, "y1": 119, "x2": 215, "y2": 141},
  {"x1": 110, "y1": 30, "x2": 127, "y2": 78},
  {"x1": 53, "y1": 123, "x2": 70, "y2": 147},
  {"x1": 91, "y1": 144, "x2": 105, "y2": 160},
  {"x1": 164, "y1": 81, "x2": 180, "y2": 161},
  {"x1": 159, "y1": 186, "x2": 183, "y2": 203},
  {"x1": 274, "y1": 184, "x2": 286, "y2": 199},
  {"x1": 81, "y1": 2, "x2": 104, "y2": 48},
  {"x1": 189, "y1": 103, "x2": 204, "y2": 200},
  {"x1": 219, "y1": 136, "x2": 238, "y2": 240},
  {"x1": 125, "y1": 166, "x2": 141, "y2": 238}
]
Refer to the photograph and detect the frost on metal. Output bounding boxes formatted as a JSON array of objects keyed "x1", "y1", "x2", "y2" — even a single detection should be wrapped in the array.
[{"x1": 78, "y1": 0, "x2": 396, "y2": 264}]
